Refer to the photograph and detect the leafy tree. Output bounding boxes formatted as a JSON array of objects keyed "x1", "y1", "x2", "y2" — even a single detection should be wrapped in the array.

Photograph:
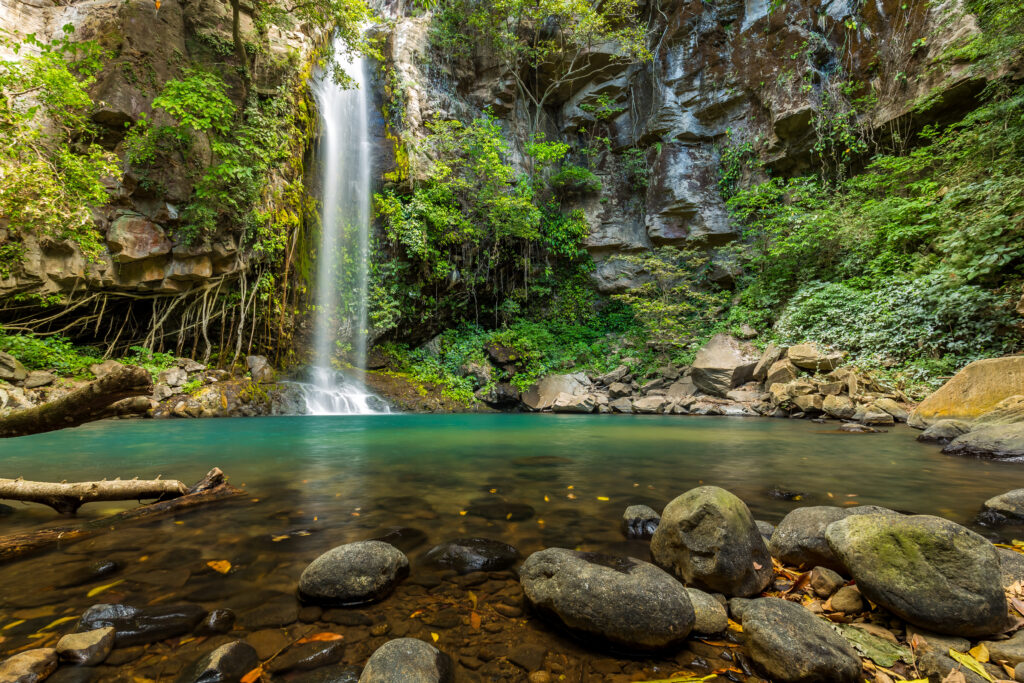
[{"x1": 0, "y1": 26, "x2": 118, "y2": 262}]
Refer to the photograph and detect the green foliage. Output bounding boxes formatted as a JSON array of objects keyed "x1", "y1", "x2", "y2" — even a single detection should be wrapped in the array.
[
  {"x1": 151, "y1": 70, "x2": 236, "y2": 136},
  {"x1": 550, "y1": 165, "x2": 602, "y2": 196},
  {"x1": 621, "y1": 147, "x2": 650, "y2": 192},
  {"x1": 717, "y1": 131, "x2": 756, "y2": 200},
  {"x1": 122, "y1": 345, "x2": 178, "y2": 377},
  {"x1": 0, "y1": 330, "x2": 101, "y2": 376},
  {"x1": 0, "y1": 27, "x2": 119, "y2": 264}
]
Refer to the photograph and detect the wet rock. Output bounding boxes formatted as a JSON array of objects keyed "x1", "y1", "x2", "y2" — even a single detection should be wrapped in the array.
[
  {"x1": 372, "y1": 527, "x2": 428, "y2": 553},
  {"x1": 358, "y1": 638, "x2": 453, "y2": 683},
  {"x1": 244, "y1": 630, "x2": 291, "y2": 660},
  {"x1": 906, "y1": 625, "x2": 971, "y2": 653},
  {"x1": 197, "y1": 609, "x2": 235, "y2": 635},
  {"x1": 47, "y1": 668, "x2": 96, "y2": 683},
  {"x1": 684, "y1": 588, "x2": 727, "y2": 634},
  {"x1": 266, "y1": 640, "x2": 344, "y2": 673},
  {"x1": 829, "y1": 586, "x2": 863, "y2": 613},
  {"x1": 466, "y1": 501, "x2": 534, "y2": 521},
  {"x1": 690, "y1": 334, "x2": 758, "y2": 398},
  {"x1": 650, "y1": 486, "x2": 772, "y2": 597},
  {"x1": 298, "y1": 541, "x2": 409, "y2": 607},
  {"x1": 178, "y1": 640, "x2": 258, "y2": 683},
  {"x1": 520, "y1": 548, "x2": 694, "y2": 651},
  {"x1": 808, "y1": 566, "x2": 844, "y2": 598},
  {"x1": 916, "y1": 649, "x2": 990, "y2": 683},
  {"x1": 768, "y1": 486, "x2": 803, "y2": 501},
  {"x1": 0, "y1": 648, "x2": 57, "y2": 682},
  {"x1": 56, "y1": 627, "x2": 114, "y2": 666},
  {"x1": 825, "y1": 514, "x2": 1007, "y2": 636},
  {"x1": 944, "y1": 423, "x2": 1024, "y2": 459},
  {"x1": 918, "y1": 419, "x2": 972, "y2": 443},
  {"x1": 621, "y1": 505, "x2": 660, "y2": 540},
  {"x1": 291, "y1": 665, "x2": 361, "y2": 683},
  {"x1": 56, "y1": 560, "x2": 119, "y2": 588},
  {"x1": 982, "y1": 629, "x2": 1024, "y2": 667},
  {"x1": 237, "y1": 595, "x2": 300, "y2": 629},
  {"x1": 838, "y1": 422, "x2": 881, "y2": 433},
  {"x1": 999, "y1": 547, "x2": 1024, "y2": 588},
  {"x1": 322, "y1": 610, "x2": 373, "y2": 626},
  {"x1": 422, "y1": 538, "x2": 519, "y2": 574},
  {"x1": 755, "y1": 520, "x2": 774, "y2": 542},
  {"x1": 742, "y1": 598, "x2": 861, "y2": 683},
  {"x1": 769, "y1": 505, "x2": 898, "y2": 571},
  {"x1": 507, "y1": 643, "x2": 547, "y2": 671},
  {"x1": 978, "y1": 489, "x2": 1024, "y2": 527},
  {"x1": 78, "y1": 603, "x2": 205, "y2": 646}
]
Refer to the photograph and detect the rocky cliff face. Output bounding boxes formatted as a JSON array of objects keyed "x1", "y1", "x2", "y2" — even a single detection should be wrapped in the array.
[
  {"x1": 0, "y1": 0, "x2": 313, "y2": 299},
  {"x1": 379, "y1": 0, "x2": 988, "y2": 292}
]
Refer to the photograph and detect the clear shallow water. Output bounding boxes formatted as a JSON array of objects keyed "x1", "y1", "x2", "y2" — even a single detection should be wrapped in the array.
[{"x1": 3, "y1": 415, "x2": 1024, "y2": 681}]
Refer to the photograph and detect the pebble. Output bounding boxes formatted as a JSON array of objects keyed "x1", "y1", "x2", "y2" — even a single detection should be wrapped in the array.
[
  {"x1": 0, "y1": 648, "x2": 57, "y2": 683},
  {"x1": 830, "y1": 585, "x2": 864, "y2": 613},
  {"x1": 808, "y1": 566, "x2": 845, "y2": 598},
  {"x1": 56, "y1": 627, "x2": 115, "y2": 666},
  {"x1": 266, "y1": 640, "x2": 344, "y2": 673}
]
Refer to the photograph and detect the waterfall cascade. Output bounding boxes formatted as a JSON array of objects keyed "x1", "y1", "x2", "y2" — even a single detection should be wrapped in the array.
[{"x1": 298, "y1": 38, "x2": 388, "y2": 415}]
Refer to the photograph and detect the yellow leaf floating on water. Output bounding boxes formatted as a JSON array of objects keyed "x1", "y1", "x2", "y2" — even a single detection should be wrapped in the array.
[
  {"x1": 596, "y1": 496, "x2": 610, "y2": 502},
  {"x1": 637, "y1": 675, "x2": 716, "y2": 683},
  {"x1": 39, "y1": 616, "x2": 76, "y2": 632},
  {"x1": 969, "y1": 642, "x2": 990, "y2": 663},
  {"x1": 2, "y1": 621, "x2": 25, "y2": 631},
  {"x1": 470, "y1": 612, "x2": 481, "y2": 630},
  {"x1": 207, "y1": 560, "x2": 231, "y2": 575},
  {"x1": 296, "y1": 632, "x2": 343, "y2": 644},
  {"x1": 458, "y1": 510, "x2": 467, "y2": 516},
  {"x1": 87, "y1": 579, "x2": 124, "y2": 598},
  {"x1": 240, "y1": 667, "x2": 262, "y2": 683},
  {"x1": 948, "y1": 648, "x2": 993, "y2": 681},
  {"x1": 468, "y1": 591, "x2": 478, "y2": 610},
  {"x1": 430, "y1": 632, "x2": 439, "y2": 642}
]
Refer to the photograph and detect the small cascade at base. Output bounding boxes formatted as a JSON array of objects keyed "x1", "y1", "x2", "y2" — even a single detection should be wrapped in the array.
[{"x1": 292, "y1": 368, "x2": 390, "y2": 416}]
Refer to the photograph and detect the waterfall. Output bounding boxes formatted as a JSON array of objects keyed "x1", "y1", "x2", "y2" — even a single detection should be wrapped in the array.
[{"x1": 299, "y1": 37, "x2": 388, "y2": 415}]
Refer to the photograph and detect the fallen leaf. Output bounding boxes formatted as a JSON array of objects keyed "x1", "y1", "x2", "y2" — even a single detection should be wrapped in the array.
[
  {"x1": 241, "y1": 667, "x2": 263, "y2": 683},
  {"x1": 207, "y1": 560, "x2": 231, "y2": 575},
  {"x1": 468, "y1": 591, "x2": 478, "y2": 610},
  {"x1": 38, "y1": 616, "x2": 76, "y2": 632},
  {"x1": 458, "y1": 510, "x2": 467, "y2": 516},
  {"x1": 949, "y1": 648, "x2": 993, "y2": 681},
  {"x1": 296, "y1": 632, "x2": 343, "y2": 644},
  {"x1": 596, "y1": 496, "x2": 610, "y2": 501},
  {"x1": 2, "y1": 620, "x2": 25, "y2": 631},
  {"x1": 87, "y1": 579, "x2": 124, "y2": 598},
  {"x1": 470, "y1": 612, "x2": 481, "y2": 630},
  {"x1": 409, "y1": 610, "x2": 424, "y2": 619},
  {"x1": 940, "y1": 671, "x2": 967, "y2": 683},
  {"x1": 753, "y1": 562, "x2": 763, "y2": 570},
  {"x1": 430, "y1": 632, "x2": 439, "y2": 642},
  {"x1": 969, "y1": 642, "x2": 990, "y2": 663},
  {"x1": 271, "y1": 535, "x2": 289, "y2": 542}
]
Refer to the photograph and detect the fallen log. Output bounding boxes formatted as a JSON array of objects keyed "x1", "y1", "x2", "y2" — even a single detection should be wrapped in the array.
[
  {"x1": 0, "y1": 468, "x2": 243, "y2": 563},
  {"x1": 0, "y1": 364, "x2": 153, "y2": 438},
  {"x1": 0, "y1": 476, "x2": 188, "y2": 515}
]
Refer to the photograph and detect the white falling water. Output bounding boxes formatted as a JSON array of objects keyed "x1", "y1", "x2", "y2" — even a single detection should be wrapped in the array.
[{"x1": 299, "y1": 37, "x2": 388, "y2": 415}]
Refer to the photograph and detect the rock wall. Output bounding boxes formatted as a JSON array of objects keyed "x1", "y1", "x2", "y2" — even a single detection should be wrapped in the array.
[{"x1": 379, "y1": 0, "x2": 989, "y2": 292}]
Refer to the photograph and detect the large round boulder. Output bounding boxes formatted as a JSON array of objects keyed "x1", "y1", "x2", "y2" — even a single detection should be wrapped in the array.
[
  {"x1": 742, "y1": 598, "x2": 861, "y2": 683},
  {"x1": 690, "y1": 335, "x2": 758, "y2": 398},
  {"x1": 825, "y1": 514, "x2": 1007, "y2": 636},
  {"x1": 769, "y1": 505, "x2": 898, "y2": 572},
  {"x1": 519, "y1": 548, "x2": 694, "y2": 651},
  {"x1": 650, "y1": 486, "x2": 772, "y2": 597},
  {"x1": 359, "y1": 638, "x2": 452, "y2": 683},
  {"x1": 298, "y1": 541, "x2": 409, "y2": 607},
  {"x1": 422, "y1": 538, "x2": 519, "y2": 574}
]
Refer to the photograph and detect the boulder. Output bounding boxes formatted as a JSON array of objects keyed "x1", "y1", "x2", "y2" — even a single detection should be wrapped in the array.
[
  {"x1": 246, "y1": 355, "x2": 274, "y2": 383},
  {"x1": 765, "y1": 359, "x2": 800, "y2": 385},
  {"x1": 976, "y1": 395, "x2": 1024, "y2": 425},
  {"x1": 159, "y1": 366, "x2": 188, "y2": 388},
  {"x1": 910, "y1": 356, "x2": 1024, "y2": 426},
  {"x1": 823, "y1": 394, "x2": 856, "y2": 419},
  {"x1": 825, "y1": 514, "x2": 1007, "y2": 636},
  {"x1": 943, "y1": 423, "x2": 1024, "y2": 459},
  {"x1": 978, "y1": 489, "x2": 1024, "y2": 527},
  {"x1": 874, "y1": 397, "x2": 909, "y2": 423},
  {"x1": 519, "y1": 548, "x2": 694, "y2": 651},
  {"x1": 56, "y1": 627, "x2": 114, "y2": 665},
  {"x1": 829, "y1": 585, "x2": 864, "y2": 614},
  {"x1": 522, "y1": 374, "x2": 589, "y2": 411},
  {"x1": 769, "y1": 505, "x2": 898, "y2": 571},
  {"x1": 298, "y1": 541, "x2": 409, "y2": 606},
  {"x1": 650, "y1": 486, "x2": 773, "y2": 597},
  {"x1": 917, "y1": 419, "x2": 972, "y2": 443},
  {"x1": 665, "y1": 377, "x2": 697, "y2": 400},
  {"x1": 178, "y1": 358, "x2": 207, "y2": 373},
  {"x1": 607, "y1": 382, "x2": 632, "y2": 399},
  {"x1": 0, "y1": 351, "x2": 29, "y2": 383},
  {"x1": 23, "y1": 371, "x2": 55, "y2": 389},
  {"x1": 422, "y1": 538, "x2": 519, "y2": 574},
  {"x1": 596, "y1": 365, "x2": 628, "y2": 385},
  {"x1": 861, "y1": 406, "x2": 895, "y2": 426},
  {"x1": 107, "y1": 214, "x2": 172, "y2": 262},
  {"x1": 0, "y1": 649, "x2": 58, "y2": 683},
  {"x1": 551, "y1": 392, "x2": 595, "y2": 413},
  {"x1": 609, "y1": 397, "x2": 633, "y2": 413},
  {"x1": 690, "y1": 334, "x2": 758, "y2": 398},
  {"x1": 787, "y1": 343, "x2": 845, "y2": 372},
  {"x1": 632, "y1": 396, "x2": 668, "y2": 414},
  {"x1": 807, "y1": 566, "x2": 845, "y2": 598},
  {"x1": 751, "y1": 343, "x2": 783, "y2": 382},
  {"x1": 359, "y1": 638, "x2": 453, "y2": 683},
  {"x1": 685, "y1": 587, "x2": 728, "y2": 634},
  {"x1": 982, "y1": 628, "x2": 1024, "y2": 667},
  {"x1": 741, "y1": 598, "x2": 861, "y2": 683},
  {"x1": 792, "y1": 393, "x2": 823, "y2": 414},
  {"x1": 78, "y1": 603, "x2": 205, "y2": 646},
  {"x1": 622, "y1": 504, "x2": 660, "y2": 539},
  {"x1": 179, "y1": 641, "x2": 259, "y2": 683}
]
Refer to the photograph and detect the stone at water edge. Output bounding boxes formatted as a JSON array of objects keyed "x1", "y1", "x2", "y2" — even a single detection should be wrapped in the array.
[
  {"x1": 769, "y1": 505, "x2": 899, "y2": 572},
  {"x1": 358, "y1": 638, "x2": 453, "y2": 683},
  {"x1": 944, "y1": 423, "x2": 1024, "y2": 459},
  {"x1": 77, "y1": 603, "x2": 205, "y2": 646},
  {"x1": 741, "y1": 598, "x2": 861, "y2": 683},
  {"x1": 298, "y1": 541, "x2": 409, "y2": 607},
  {"x1": 650, "y1": 486, "x2": 772, "y2": 597},
  {"x1": 823, "y1": 394, "x2": 856, "y2": 419},
  {"x1": 56, "y1": 627, "x2": 115, "y2": 666},
  {"x1": 978, "y1": 489, "x2": 1024, "y2": 527},
  {"x1": 690, "y1": 334, "x2": 759, "y2": 398},
  {"x1": 178, "y1": 640, "x2": 259, "y2": 683},
  {"x1": 684, "y1": 587, "x2": 727, "y2": 634},
  {"x1": 918, "y1": 419, "x2": 972, "y2": 443},
  {"x1": 622, "y1": 504, "x2": 660, "y2": 540},
  {"x1": 825, "y1": 514, "x2": 1007, "y2": 637},
  {"x1": 422, "y1": 538, "x2": 519, "y2": 574},
  {"x1": 910, "y1": 356, "x2": 1024, "y2": 426},
  {"x1": 519, "y1": 548, "x2": 694, "y2": 651},
  {"x1": 0, "y1": 649, "x2": 57, "y2": 682}
]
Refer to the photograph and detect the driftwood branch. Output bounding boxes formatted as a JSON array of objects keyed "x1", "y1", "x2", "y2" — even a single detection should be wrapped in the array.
[
  {"x1": 0, "y1": 477, "x2": 188, "y2": 516},
  {"x1": 0, "y1": 365, "x2": 152, "y2": 438},
  {"x1": 0, "y1": 468, "x2": 243, "y2": 563}
]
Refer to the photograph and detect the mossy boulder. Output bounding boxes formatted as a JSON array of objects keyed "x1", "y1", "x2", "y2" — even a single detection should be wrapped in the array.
[
  {"x1": 825, "y1": 514, "x2": 1007, "y2": 637},
  {"x1": 769, "y1": 505, "x2": 898, "y2": 572},
  {"x1": 910, "y1": 357, "x2": 1024, "y2": 426},
  {"x1": 651, "y1": 486, "x2": 772, "y2": 597}
]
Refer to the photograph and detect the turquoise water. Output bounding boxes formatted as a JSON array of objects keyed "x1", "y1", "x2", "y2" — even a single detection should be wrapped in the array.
[{"x1": 2, "y1": 415, "x2": 1023, "y2": 680}]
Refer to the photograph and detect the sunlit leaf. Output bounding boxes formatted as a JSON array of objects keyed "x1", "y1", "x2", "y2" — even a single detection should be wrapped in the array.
[
  {"x1": 87, "y1": 579, "x2": 124, "y2": 597},
  {"x1": 948, "y1": 649, "x2": 993, "y2": 681},
  {"x1": 296, "y1": 632, "x2": 343, "y2": 644},
  {"x1": 207, "y1": 560, "x2": 232, "y2": 574}
]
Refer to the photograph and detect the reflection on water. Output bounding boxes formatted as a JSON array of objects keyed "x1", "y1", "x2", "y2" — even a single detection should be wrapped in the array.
[{"x1": 1, "y1": 415, "x2": 1021, "y2": 680}]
